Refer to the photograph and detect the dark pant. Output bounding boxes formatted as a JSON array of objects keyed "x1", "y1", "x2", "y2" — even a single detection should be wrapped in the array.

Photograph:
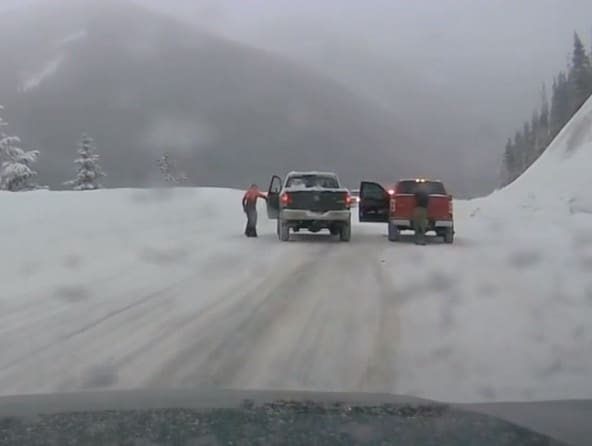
[
  {"x1": 413, "y1": 207, "x2": 428, "y2": 244},
  {"x1": 244, "y1": 206, "x2": 258, "y2": 237}
]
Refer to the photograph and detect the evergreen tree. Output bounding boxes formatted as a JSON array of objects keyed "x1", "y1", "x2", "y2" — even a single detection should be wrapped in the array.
[
  {"x1": 500, "y1": 31, "x2": 592, "y2": 187},
  {"x1": 550, "y1": 71, "x2": 571, "y2": 138},
  {"x1": 528, "y1": 110, "x2": 540, "y2": 165},
  {"x1": 0, "y1": 110, "x2": 40, "y2": 191},
  {"x1": 538, "y1": 83, "x2": 550, "y2": 146},
  {"x1": 569, "y1": 32, "x2": 592, "y2": 111},
  {"x1": 158, "y1": 152, "x2": 188, "y2": 186},
  {"x1": 502, "y1": 137, "x2": 517, "y2": 184},
  {"x1": 521, "y1": 120, "x2": 532, "y2": 169},
  {"x1": 64, "y1": 134, "x2": 106, "y2": 190}
]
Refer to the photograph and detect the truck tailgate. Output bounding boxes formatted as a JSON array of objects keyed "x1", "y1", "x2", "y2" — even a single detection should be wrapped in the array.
[
  {"x1": 285, "y1": 190, "x2": 349, "y2": 212},
  {"x1": 392, "y1": 194, "x2": 451, "y2": 219}
]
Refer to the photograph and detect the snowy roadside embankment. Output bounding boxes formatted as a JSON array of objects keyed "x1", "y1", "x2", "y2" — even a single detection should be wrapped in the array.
[
  {"x1": 0, "y1": 188, "x2": 274, "y2": 300},
  {"x1": 388, "y1": 199, "x2": 592, "y2": 402},
  {"x1": 489, "y1": 95, "x2": 592, "y2": 216},
  {"x1": 399, "y1": 94, "x2": 592, "y2": 402}
]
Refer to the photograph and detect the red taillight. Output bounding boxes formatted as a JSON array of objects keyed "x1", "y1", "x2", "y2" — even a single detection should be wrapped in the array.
[
  {"x1": 280, "y1": 193, "x2": 290, "y2": 205},
  {"x1": 345, "y1": 193, "x2": 353, "y2": 206}
]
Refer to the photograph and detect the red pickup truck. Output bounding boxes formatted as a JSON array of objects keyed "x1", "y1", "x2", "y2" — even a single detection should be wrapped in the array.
[{"x1": 358, "y1": 178, "x2": 454, "y2": 243}]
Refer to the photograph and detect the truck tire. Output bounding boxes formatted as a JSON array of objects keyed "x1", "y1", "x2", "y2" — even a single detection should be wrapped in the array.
[
  {"x1": 339, "y1": 222, "x2": 351, "y2": 242},
  {"x1": 330, "y1": 225, "x2": 340, "y2": 236},
  {"x1": 443, "y1": 227, "x2": 454, "y2": 244},
  {"x1": 387, "y1": 222, "x2": 400, "y2": 242},
  {"x1": 278, "y1": 220, "x2": 290, "y2": 242}
]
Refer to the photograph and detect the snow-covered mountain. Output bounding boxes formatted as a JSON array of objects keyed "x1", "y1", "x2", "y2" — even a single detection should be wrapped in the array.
[{"x1": 0, "y1": 0, "x2": 417, "y2": 189}]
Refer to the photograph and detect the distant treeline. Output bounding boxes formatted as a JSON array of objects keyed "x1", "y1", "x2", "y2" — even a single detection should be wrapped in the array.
[{"x1": 501, "y1": 32, "x2": 592, "y2": 186}]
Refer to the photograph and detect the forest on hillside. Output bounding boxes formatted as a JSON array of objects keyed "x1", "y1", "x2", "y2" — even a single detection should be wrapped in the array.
[{"x1": 501, "y1": 32, "x2": 592, "y2": 185}]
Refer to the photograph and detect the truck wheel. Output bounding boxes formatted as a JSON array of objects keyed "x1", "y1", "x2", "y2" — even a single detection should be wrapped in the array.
[
  {"x1": 443, "y1": 227, "x2": 454, "y2": 244},
  {"x1": 278, "y1": 220, "x2": 290, "y2": 242},
  {"x1": 387, "y1": 222, "x2": 400, "y2": 242},
  {"x1": 339, "y1": 222, "x2": 351, "y2": 242},
  {"x1": 329, "y1": 225, "x2": 340, "y2": 236}
]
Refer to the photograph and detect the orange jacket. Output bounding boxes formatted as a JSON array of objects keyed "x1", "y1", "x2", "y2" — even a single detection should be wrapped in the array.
[{"x1": 242, "y1": 188, "x2": 267, "y2": 209}]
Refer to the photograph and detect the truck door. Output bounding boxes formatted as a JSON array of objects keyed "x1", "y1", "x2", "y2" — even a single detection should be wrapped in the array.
[
  {"x1": 266, "y1": 175, "x2": 283, "y2": 219},
  {"x1": 359, "y1": 181, "x2": 390, "y2": 223}
]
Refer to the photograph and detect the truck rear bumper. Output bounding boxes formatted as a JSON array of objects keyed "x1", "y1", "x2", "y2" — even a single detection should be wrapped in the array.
[
  {"x1": 390, "y1": 218, "x2": 453, "y2": 228},
  {"x1": 281, "y1": 209, "x2": 351, "y2": 222}
]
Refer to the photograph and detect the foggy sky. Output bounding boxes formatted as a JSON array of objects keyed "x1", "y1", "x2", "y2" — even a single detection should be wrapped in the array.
[
  {"x1": 3, "y1": 0, "x2": 592, "y2": 194},
  {"x1": 136, "y1": 0, "x2": 592, "y2": 193}
]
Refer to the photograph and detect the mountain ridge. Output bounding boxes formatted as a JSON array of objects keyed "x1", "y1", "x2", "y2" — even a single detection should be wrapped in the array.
[{"x1": 0, "y1": 0, "x2": 418, "y2": 189}]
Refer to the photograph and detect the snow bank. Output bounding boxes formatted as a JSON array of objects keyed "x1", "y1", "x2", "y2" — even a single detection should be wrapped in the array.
[
  {"x1": 486, "y1": 95, "x2": 592, "y2": 215},
  {"x1": 0, "y1": 187, "x2": 271, "y2": 299}
]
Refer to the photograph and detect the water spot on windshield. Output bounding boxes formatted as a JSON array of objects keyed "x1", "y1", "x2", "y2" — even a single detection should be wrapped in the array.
[
  {"x1": 507, "y1": 249, "x2": 543, "y2": 269},
  {"x1": 54, "y1": 285, "x2": 90, "y2": 303}
]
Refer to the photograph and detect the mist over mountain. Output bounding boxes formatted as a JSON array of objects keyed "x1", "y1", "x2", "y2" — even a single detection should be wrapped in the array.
[
  {"x1": 0, "y1": 0, "x2": 422, "y2": 190},
  {"x1": 138, "y1": 0, "x2": 592, "y2": 196}
]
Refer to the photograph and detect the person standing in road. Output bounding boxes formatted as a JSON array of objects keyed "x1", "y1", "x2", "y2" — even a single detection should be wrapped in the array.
[
  {"x1": 413, "y1": 183, "x2": 430, "y2": 245},
  {"x1": 242, "y1": 184, "x2": 267, "y2": 237}
]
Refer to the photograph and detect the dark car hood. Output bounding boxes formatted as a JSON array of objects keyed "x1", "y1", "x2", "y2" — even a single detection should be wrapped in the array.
[{"x1": 0, "y1": 388, "x2": 590, "y2": 446}]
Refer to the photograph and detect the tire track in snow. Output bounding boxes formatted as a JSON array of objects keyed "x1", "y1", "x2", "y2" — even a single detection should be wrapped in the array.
[
  {"x1": 144, "y1": 243, "x2": 333, "y2": 387},
  {"x1": 145, "y1": 235, "x2": 402, "y2": 395}
]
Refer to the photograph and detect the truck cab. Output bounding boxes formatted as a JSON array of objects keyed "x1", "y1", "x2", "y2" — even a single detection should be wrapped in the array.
[
  {"x1": 358, "y1": 178, "x2": 454, "y2": 243},
  {"x1": 266, "y1": 171, "x2": 353, "y2": 242}
]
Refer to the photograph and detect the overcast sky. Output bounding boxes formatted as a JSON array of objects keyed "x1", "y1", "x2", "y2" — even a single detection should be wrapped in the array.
[{"x1": 4, "y1": 0, "x2": 592, "y2": 193}]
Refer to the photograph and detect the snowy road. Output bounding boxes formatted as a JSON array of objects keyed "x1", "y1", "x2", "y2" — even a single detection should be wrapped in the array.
[
  {"x1": 0, "y1": 188, "x2": 591, "y2": 403},
  {"x1": 0, "y1": 192, "x2": 403, "y2": 397}
]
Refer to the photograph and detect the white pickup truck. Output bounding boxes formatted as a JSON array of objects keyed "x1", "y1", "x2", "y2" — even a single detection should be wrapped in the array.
[{"x1": 266, "y1": 171, "x2": 353, "y2": 242}]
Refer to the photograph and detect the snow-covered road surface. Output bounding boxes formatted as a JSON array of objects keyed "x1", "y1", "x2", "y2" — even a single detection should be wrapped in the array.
[{"x1": 1, "y1": 187, "x2": 591, "y2": 404}]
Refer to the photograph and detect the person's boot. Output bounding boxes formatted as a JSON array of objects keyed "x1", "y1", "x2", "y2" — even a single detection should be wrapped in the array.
[{"x1": 415, "y1": 231, "x2": 426, "y2": 245}]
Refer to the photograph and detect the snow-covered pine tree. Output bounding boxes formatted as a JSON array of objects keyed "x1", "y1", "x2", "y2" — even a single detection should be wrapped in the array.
[
  {"x1": 157, "y1": 152, "x2": 188, "y2": 186},
  {"x1": 0, "y1": 110, "x2": 40, "y2": 191},
  {"x1": 64, "y1": 134, "x2": 106, "y2": 190}
]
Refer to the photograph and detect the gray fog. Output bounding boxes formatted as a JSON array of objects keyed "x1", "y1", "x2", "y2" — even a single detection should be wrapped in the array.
[
  {"x1": 2, "y1": 0, "x2": 592, "y2": 196},
  {"x1": 138, "y1": 0, "x2": 592, "y2": 194}
]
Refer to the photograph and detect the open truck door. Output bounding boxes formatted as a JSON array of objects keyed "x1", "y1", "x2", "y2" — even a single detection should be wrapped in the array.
[
  {"x1": 266, "y1": 175, "x2": 282, "y2": 219},
  {"x1": 358, "y1": 181, "x2": 390, "y2": 223}
]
